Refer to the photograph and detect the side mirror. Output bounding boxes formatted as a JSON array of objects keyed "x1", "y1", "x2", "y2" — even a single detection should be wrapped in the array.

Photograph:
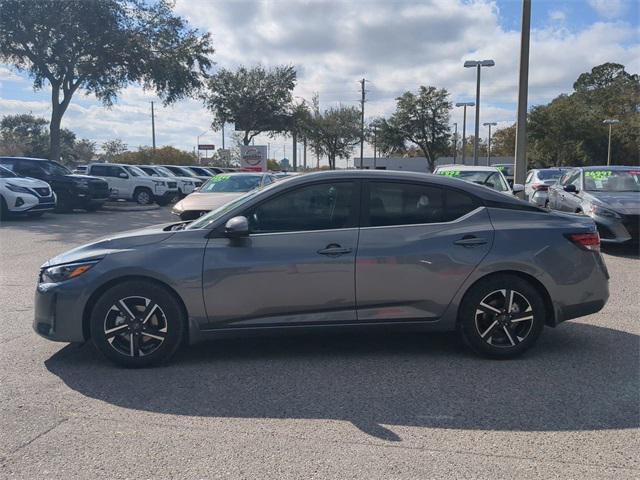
[
  {"x1": 563, "y1": 184, "x2": 577, "y2": 193},
  {"x1": 512, "y1": 183, "x2": 525, "y2": 194},
  {"x1": 224, "y1": 216, "x2": 249, "y2": 238},
  {"x1": 118, "y1": 172, "x2": 128, "y2": 179}
]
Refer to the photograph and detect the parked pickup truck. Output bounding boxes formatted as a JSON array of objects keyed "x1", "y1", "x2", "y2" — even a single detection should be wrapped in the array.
[
  {"x1": 0, "y1": 156, "x2": 109, "y2": 212},
  {"x1": 86, "y1": 163, "x2": 179, "y2": 206}
]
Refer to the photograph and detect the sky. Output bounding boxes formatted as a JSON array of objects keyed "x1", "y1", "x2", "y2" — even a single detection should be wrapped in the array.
[{"x1": 0, "y1": 0, "x2": 638, "y2": 166}]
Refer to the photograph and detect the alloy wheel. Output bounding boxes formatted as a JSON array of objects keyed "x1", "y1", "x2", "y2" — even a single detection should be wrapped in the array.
[
  {"x1": 474, "y1": 289, "x2": 534, "y2": 348},
  {"x1": 136, "y1": 191, "x2": 151, "y2": 205},
  {"x1": 103, "y1": 296, "x2": 167, "y2": 357}
]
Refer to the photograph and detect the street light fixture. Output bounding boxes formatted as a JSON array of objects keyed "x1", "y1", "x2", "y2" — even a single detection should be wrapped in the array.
[
  {"x1": 483, "y1": 122, "x2": 497, "y2": 165},
  {"x1": 603, "y1": 119, "x2": 621, "y2": 166},
  {"x1": 455, "y1": 102, "x2": 475, "y2": 164},
  {"x1": 464, "y1": 59, "x2": 495, "y2": 166}
]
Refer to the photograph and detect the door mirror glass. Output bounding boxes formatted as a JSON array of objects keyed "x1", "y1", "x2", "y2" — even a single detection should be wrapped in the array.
[
  {"x1": 512, "y1": 183, "x2": 525, "y2": 194},
  {"x1": 225, "y1": 216, "x2": 249, "y2": 238},
  {"x1": 564, "y1": 184, "x2": 577, "y2": 193}
]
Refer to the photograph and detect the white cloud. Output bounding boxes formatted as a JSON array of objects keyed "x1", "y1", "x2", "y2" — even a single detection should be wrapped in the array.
[
  {"x1": 587, "y1": 0, "x2": 627, "y2": 19},
  {"x1": 1, "y1": 0, "x2": 638, "y2": 167}
]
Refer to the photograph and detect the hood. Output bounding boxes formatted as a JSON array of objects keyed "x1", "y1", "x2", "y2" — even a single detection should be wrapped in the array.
[
  {"x1": 2, "y1": 176, "x2": 50, "y2": 188},
  {"x1": 588, "y1": 191, "x2": 640, "y2": 215},
  {"x1": 43, "y1": 223, "x2": 177, "y2": 268},
  {"x1": 175, "y1": 191, "x2": 244, "y2": 212},
  {"x1": 65, "y1": 174, "x2": 108, "y2": 183}
]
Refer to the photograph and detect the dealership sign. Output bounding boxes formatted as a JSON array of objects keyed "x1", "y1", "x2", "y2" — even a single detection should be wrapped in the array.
[
  {"x1": 198, "y1": 144, "x2": 216, "y2": 150},
  {"x1": 240, "y1": 145, "x2": 268, "y2": 172}
]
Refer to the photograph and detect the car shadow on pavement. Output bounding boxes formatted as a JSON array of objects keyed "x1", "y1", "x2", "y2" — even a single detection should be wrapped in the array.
[
  {"x1": 45, "y1": 322, "x2": 639, "y2": 441},
  {"x1": 602, "y1": 243, "x2": 639, "y2": 259}
]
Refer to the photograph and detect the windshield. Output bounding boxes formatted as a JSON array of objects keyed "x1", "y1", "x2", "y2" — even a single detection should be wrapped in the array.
[
  {"x1": 584, "y1": 169, "x2": 640, "y2": 192},
  {"x1": 200, "y1": 174, "x2": 262, "y2": 193},
  {"x1": 166, "y1": 166, "x2": 195, "y2": 177},
  {"x1": 437, "y1": 169, "x2": 509, "y2": 192},
  {"x1": 0, "y1": 165, "x2": 17, "y2": 178},
  {"x1": 186, "y1": 189, "x2": 263, "y2": 230},
  {"x1": 41, "y1": 161, "x2": 71, "y2": 176},
  {"x1": 155, "y1": 166, "x2": 176, "y2": 177},
  {"x1": 188, "y1": 166, "x2": 211, "y2": 176},
  {"x1": 537, "y1": 169, "x2": 566, "y2": 180},
  {"x1": 495, "y1": 165, "x2": 514, "y2": 177},
  {"x1": 124, "y1": 165, "x2": 147, "y2": 177}
]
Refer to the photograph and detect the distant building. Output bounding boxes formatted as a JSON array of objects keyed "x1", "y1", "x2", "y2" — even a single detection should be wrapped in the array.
[{"x1": 354, "y1": 156, "x2": 515, "y2": 172}]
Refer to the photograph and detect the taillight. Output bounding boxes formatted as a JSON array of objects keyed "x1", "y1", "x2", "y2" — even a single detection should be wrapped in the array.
[
  {"x1": 532, "y1": 183, "x2": 548, "y2": 191},
  {"x1": 567, "y1": 232, "x2": 601, "y2": 251}
]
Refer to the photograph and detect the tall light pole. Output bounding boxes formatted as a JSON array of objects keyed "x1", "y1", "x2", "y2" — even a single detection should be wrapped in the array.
[
  {"x1": 464, "y1": 59, "x2": 495, "y2": 165},
  {"x1": 452, "y1": 122, "x2": 458, "y2": 164},
  {"x1": 455, "y1": 102, "x2": 475, "y2": 164},
  {"x1": 603, "y1": 119, "x2": 620, "y2": 166},
  {"x1": 514, "y1": 0, "x2": 531, "y2": 196},
  {"x1": 483, "y1": 122, "x2": 497, "y2": 165},
  {"x1": 150, "y1": 101, "x2": 156, "y2": 152},
  {"x1": 196, "y1": 130, "x2": 209, "y2": 164}
]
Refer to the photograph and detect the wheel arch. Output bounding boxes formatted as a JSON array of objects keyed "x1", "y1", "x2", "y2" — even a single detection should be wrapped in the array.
[
  {"x1": 82, "y1": 275, "x2": 190, "y2": 341},
  {"x1": 458, "y1": 270, "x2": 556, "y2": 327}
]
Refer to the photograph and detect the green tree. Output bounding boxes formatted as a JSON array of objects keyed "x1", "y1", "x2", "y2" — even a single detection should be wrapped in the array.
[
  {"x1": 307, "y1": 105, "x2": 360, "y2": 170},
  {"x1": 386, "y1": 86, "x2": 452, "y2": 171},
  {"x1": 368, "y1": 117, "x2": 406, "y2": 157},
  {"x1": 115, "y1": 145, "x2": 197, "y2": 165},
  {"x1": 101, "y1": 139, "x2": 128, "y2": 162},
  {"x1": 491, "y1": 124, "x2": 516, "y2": 157},
  {"x1": 0, "y1": 0, "x2": 213, "y2": 162},
  {"x1": 203, "y1": 65, "x2": 296, "y2": 145}
]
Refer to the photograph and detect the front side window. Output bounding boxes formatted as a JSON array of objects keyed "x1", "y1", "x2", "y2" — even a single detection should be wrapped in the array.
[
  {"x1": 40, "y1": 161, "x2": 71, "y2": 176},
  {"x1": 0, "y1": 165, "x2": 17, "y2": 178},
  {"x1": 367, "y1": 182, "x2": 444, "y2": 226},
  {"x1": 246, "y1": 181, "x2": 357, "y2": 233}
]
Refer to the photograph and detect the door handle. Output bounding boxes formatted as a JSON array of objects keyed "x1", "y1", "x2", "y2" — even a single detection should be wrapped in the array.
[
  {"x1": 317, "y1": 243, "x2": 353, "y2": 256},
  {"x1": 454, "y1": 235, "x2": 488, "y2": 247}
]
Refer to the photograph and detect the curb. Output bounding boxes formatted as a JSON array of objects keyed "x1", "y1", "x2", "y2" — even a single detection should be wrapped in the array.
[{"x1": 101, "y1": 202, "x2": 161, "y2": 212}]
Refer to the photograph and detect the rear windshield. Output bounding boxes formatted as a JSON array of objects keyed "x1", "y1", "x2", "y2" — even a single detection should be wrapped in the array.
[
  {"x1": 437, "y1": 170, "x2": 509, "y2": 192},
  {"x1": 537, "y1": 169, "x2": 566, "y2": 180}
]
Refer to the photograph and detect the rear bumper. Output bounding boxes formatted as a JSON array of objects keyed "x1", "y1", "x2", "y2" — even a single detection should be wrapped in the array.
[{"x1": 592, "y1": 214, "x2": 639, "y2": 244}]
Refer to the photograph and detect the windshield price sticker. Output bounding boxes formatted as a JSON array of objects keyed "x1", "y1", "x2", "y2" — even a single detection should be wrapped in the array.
[
  {"x1": 585, "y1": 170, "x2": 612, "y2": 179},
  {"x1": 211, "y1": 175, "x2": 231, "y2": 182},
  {"x1": 438, "y1": 170, "x2": 461, "y2": 177}
]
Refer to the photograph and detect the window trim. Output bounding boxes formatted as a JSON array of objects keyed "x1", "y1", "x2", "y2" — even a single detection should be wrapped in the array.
[
  {"x1": 240, "y1": 179, "x2": 361, "y2": 235},
  {"x1": 361, "y1": 179, "x2": 481, "y2": 228}
]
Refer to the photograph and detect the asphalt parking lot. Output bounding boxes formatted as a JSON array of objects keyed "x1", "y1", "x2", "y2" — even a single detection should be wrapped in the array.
[{"x1": 0, "y1": 208, "x2": 638, "y2": 479}]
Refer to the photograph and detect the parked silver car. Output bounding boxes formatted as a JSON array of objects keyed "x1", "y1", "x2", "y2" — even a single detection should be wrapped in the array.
[
  {"x1": 34, "y1": 170, "x2": 609, "y2": 367},
  {"x1": 525, "y1": 168, "x2": 570, "y2": 207}
]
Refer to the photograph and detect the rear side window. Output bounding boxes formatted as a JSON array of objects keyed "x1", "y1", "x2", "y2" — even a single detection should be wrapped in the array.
[
  {"x1": 367, "y1": 182, "x2": 444, "y2": 226},
  {"x1": 443, "y1": 189, "x2": 479, "y2": 222},
  {"x1": 90, "y1": 165, "x2": 109, "y2": 176}
]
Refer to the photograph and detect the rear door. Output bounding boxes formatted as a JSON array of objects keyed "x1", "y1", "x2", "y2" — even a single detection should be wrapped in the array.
[{"x1": 355, "y1": 181, "x2": 493, "y2": 321}]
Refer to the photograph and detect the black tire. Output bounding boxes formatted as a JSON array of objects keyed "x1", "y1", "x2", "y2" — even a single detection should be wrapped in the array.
[
  {"x1": 155, "y1": 196, "x2": 172, "y2": 206},
  {"x1": 54, "y1": 195, "x2": 72, "y2": 213},
  {"x1": 458, "y1": 274, "x2": 545, "y2": 359},
  {"x1": 90, "y1": 280, "x2": 185, "y2": 367},
  {"x1": 133, "y1": 188, "x2": 153, "y2": 205},
  {"x1": 0, "y1": 196, "x2": 9, "y2": 220}
]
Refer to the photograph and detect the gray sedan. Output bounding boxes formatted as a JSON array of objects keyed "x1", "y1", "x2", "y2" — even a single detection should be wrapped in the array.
[
  {"x1": 34, "y1": 170, "x2": 609, "y2": 367},
  {"x1": 548, "y1": 166, "x2": 640, "y2": 243}
]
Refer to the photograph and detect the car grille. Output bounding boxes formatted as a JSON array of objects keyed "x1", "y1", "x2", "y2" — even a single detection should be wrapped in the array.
[
  {"x1": 167, "y1": 181, "x2": 177, "y2": 188},
  {"x1": 38, "y1": 195, "x2": 56, "y2": 204},
  {"x1": 622, "y1": 214, "x2": 639, "y2": 240},
  {"x1": 33, "y1": 187, "x2": 51, "y2": 197},
  {"x1": 89, "y1": 179, "x2": 110, "y2": 197}
]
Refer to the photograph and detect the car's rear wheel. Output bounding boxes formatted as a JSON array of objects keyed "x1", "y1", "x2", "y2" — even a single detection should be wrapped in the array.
[
  {"x1": 0, "y1": 196, "x2": 9, "y2": 220},
  {"x1": 90, "y1": 280, "x2": 185, "y2": 367},
  {"x1": 458, "y1": 274, "x2": 545, "y2": 359},
  {"x1": 133, "y1": 188, "x2": 153, "y2": 205}
]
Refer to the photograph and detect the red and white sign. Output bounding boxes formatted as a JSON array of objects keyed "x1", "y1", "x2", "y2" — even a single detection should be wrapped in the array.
[{"x1": 240, "y1": 145, "x2": 267, "y2": 172}]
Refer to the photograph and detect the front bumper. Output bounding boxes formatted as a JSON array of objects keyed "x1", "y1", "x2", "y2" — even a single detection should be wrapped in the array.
[
  {"x1": 33, "y1": 278, "x2": 89, "y2": 343},
  {"x1": 591, "y1": 213, "x2": 639, "y2": 244},
  {"x1": 5, "y1": 191, "x2": 56, "y2": 214}
]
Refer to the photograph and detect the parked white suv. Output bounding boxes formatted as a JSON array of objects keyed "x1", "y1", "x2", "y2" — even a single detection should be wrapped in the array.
[
  {"x1": 138, "y1": 165, "x2": 200, "y2": 197},
  {"x1": 86, "y1": 163, "x2": 179, "y2": 205},
  {"x1": 0, "y1": 165, "x2": 56, "y2": 219}
]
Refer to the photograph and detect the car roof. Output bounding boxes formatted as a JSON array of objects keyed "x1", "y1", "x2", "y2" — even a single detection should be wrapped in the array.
[
  {"x1": 435, "y1": 164, "x2": 500, "y2": 172},
  {"x1": 274, "y1": 170, "x2": 538, "y2": 210},
  {"x1": 0, "y1": 156, "x2": 52, "y2": 162}
]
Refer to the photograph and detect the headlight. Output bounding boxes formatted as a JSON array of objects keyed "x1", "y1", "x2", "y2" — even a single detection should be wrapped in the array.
[
  {"x1": 6, "y1": 183, "x2": 32, "y2": 194},
  {"x1": 40, "y1": 260, "x2": 99, "y2": 284},
  {"x1": 172, "y1": 201, "x2": 184, "y2": 212},
  {"x1": 152, "y1": 180, "x2": 165, "y2": 187},
  {"x1": 590, "y1": 205, "x2": 621, "y2": 219}
]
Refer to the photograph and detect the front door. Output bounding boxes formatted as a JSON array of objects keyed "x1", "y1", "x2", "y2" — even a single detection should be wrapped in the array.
[
  {"x1": 356, "y1": 181, "x2": 493, "y2": 321},
  {"x1": 202, "y1": 180, "x2": 360, "y2": 328}
]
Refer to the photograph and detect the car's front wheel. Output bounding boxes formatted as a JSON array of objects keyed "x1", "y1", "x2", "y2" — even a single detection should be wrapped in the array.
[
  {"x1": 133, "y1": 188, "x2": 153, "y2": 205},
  {"x1": 90, "y1": 280, "x2": 185, "y2": 367},
  {"x1": 458, "y1": 274, "x2": 545, "y2": 359}
]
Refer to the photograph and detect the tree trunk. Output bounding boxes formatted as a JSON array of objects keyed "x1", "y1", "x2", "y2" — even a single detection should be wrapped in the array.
[{"x1": 49, "y1": 107, "x2": 62, "y2": 162}]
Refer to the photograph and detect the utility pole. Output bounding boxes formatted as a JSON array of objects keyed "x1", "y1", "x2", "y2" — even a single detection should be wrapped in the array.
[
  {"x1": 514, "y1": 0, "x2": 531, "y2": 196},
  {"x1": 603, "y1": 119, "x2": 620, "y2": 166},
  {"x1": 360, "y1": 78, "x2": 366, "y2": 169},
  {"x1": 292, "y1": 130, "x2": 298, "y2": 172},
  {"x1": 452, "y1": 122, "x2": 458, "y2": 164},
  {"x1": 456, "y1": 102, "x2": 474, "y2": 165},
  {"x1": 483, "y1": 122, "x2": 497, "y2": 165},
  {"x1": 151, "y1": 101, "x2": 156, "y2": 151},
  {"x1": 303, "y1": 138, "x2": 307, "y2": 170},
  {"x1": 373, "y1": 125, "x2": 377, "y2": 169},
  {"x1": 221, "y1": 122, "x2": 225, "y2": 149}
]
